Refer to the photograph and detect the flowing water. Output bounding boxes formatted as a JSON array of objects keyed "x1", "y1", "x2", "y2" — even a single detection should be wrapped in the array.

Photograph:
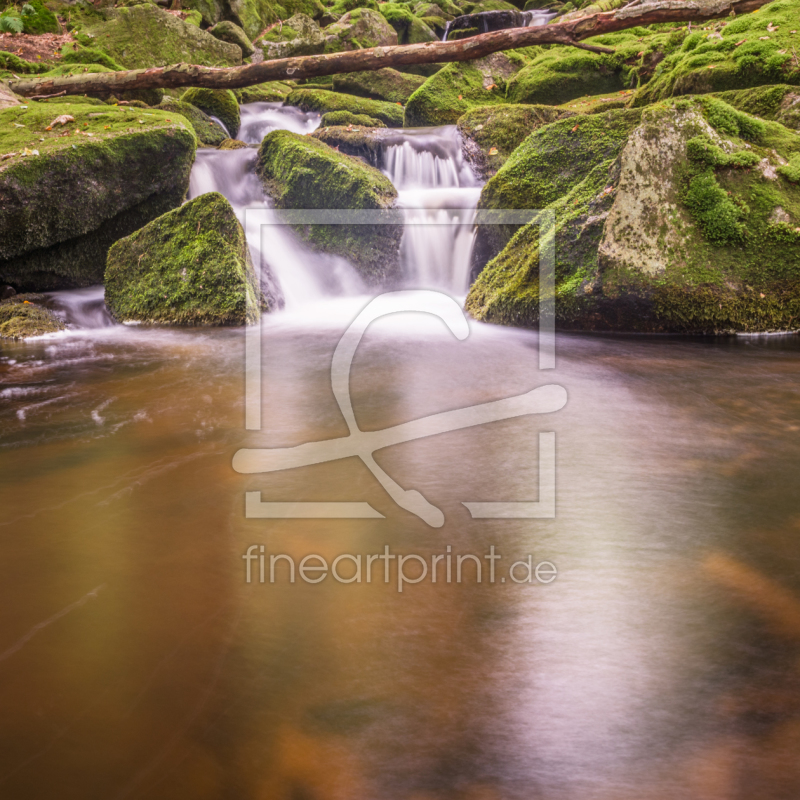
[{"x1": 2, "y1": 104, "x2": 800, "y2": 800}]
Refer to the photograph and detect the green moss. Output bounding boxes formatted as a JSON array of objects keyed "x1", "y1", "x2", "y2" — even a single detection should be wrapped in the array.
[
  {"x1": 457, "y1": 103, "x2": 576, "y2": 177},
  {"x1": 712, "y1": 84, "x2": 800, "y2": 130},
  {"x1": 60, "y1": 46, "x2": 123, "y2": 71},
  {"x1": 181, "y1": 88, "x2": 240, "y2": 138},
  {"x1": 685, "y1": 134, "x2": 761, "y2": 168},
  {"x1": 0, "y1": 51, "x2": 50, "y2": 75},
  {"x1": 286, "y1": 88, "x2": 404, "y2": 126},
  {"x1": 322, "y1": 8, "x2": 398, "y2": 52},
  {"x1": 380, "y1": 3, "x2": 435, "y2": 43},
  {"x1": 778, "y1": 152, "x2": 800, "y2": 181},
  {"x1": 105, "y1": 192, "x2": 263, "y2": 326},
  {"x1": 700, "y1": 95, "x2": 765, "y2": 139},
  {"x1": 319, "y1": 110, "x2": 386, "y2": 127},
  {"x1": 331, "y1": 68, "x2": 426, "y2": 104},
  {"x1": 0, "y1": 101, "x2": 196, "y2": 290},
  {"x1": 682, "y1": 171, "x2": 746, "y2": 245},
  {"x1": 233, "y1": 82, "x2": 295, "y2": 104},
  {"x1": 255, "y1": 129, "x2": 401, "y2": 281},
  {"x1": 159, "y1": 96, "x2": 227, "y2": 145},
  {"x1": 20, "y1": 0, "x2": 60, "y2": 35},
  {"x1": 0, "y1": 296, "x2": 65, "y2": 338},
  {"x1": 210, "y1": 20, "x2": 255, "y2": 58}
]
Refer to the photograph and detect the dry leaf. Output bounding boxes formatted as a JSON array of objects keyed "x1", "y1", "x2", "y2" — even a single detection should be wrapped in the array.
[
  {"x1": 49, "y1": 114, "x2": 74, "y2": 127},
  {"x1": 488, "y1": 146, "x2": 498, "y2": 155},
  {"x1": 571, "y1": 124, "x2": 579, "y2": 132},
  {"x1": 457, "y1": 94, "x2": 462, "y2": 100}
]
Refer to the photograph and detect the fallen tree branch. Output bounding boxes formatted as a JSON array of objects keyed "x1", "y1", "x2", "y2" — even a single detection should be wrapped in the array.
[
  {"x1": 27, "y1": 89, "x2": 67, "y2": 100},
  {"x1": 8, "y1": 0, "x2": 769, "y2": 99}
]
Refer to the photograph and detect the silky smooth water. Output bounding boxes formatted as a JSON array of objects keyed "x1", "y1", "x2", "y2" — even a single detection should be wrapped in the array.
[{"x1": 2, "y1": 104, "x2": 800, "y2": 800}]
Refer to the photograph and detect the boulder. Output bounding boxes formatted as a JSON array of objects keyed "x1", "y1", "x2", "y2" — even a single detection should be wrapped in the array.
[
  {"x1": 466, "y1": 98, "x2": 800, "y2": 333},
  {"x1": 332, "y1": 68, "x2": 426, "y2": 104},
  {"x1": 105, "y1": 193, "x2": 265, "y2": 326},
  {"x1": 73, "y1": 4, "x2": 242, "y2": 69},
  {"x1": 0, "y1": 295, "x2": 65, "y2": 339},
  {"x1": 405, "y1": 52, "x2": 524, "y2": 126},
  {"x1": 0, "y1": 81, "x2": 21, "y2": 111},
  {"x1": 319, "y1": 110, "x2": 386, "y2": 128},
  {"x1": 712, "y1": 84, "x2": 800, "y2": 132},
  {"x1": 413, "y1": 2, "x2": 459, "y2": 21},
  {"x1": 158, "y1": 97, "x2": 229, "y2": 146},
  {"x1": 323, "y1": 8, "x2": 398, "y2": 52},
  {"x1": 210, "y1": 20, "x2": 255, "y2": 57},
  {"x1": 181, "y1": 88, "x2": 240, "y2": 139},
  {"x1": 379, "y1": 3, "x2": 436, "y2": 44},
  {"x1": 256, "y1": 129, "x2": 402, "y2": 283},
  {"x1": 234, "y1": 81, "x2": 295, "y2": 104},
  {"x1": 259, "y1": 13, "x2": 326, "y2": 59},
  {"x1": 0, "y1": 102, "x2": 196, "y2": 292},
  {"x1": 457, "y1": 103, "x2": 576, "y2": 178},
  {"x1": 218, "y1": 138, "x2": 249, "y2": 149},
  {"x1": 20, "y1": 0, "x2": 61, "y2": 35},
  {"x1": 286, "y1": 88, "x2": 405, "y2": 127},
  {"x1": 312, "y1": 125, "x2": 397, "y2": 167}
]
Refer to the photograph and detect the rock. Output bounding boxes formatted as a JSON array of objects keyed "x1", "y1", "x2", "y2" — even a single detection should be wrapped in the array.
[
  {"x1": 319, "y1": 110, "x2": 386, "y2": 128},
  {"x1": 332, "y1": 68, "x2": 426, "y2": 104},
  {"x1": 1, "y1": 285, "x2": 15, "y2": 300},
  {"x1": 712, "y1": 85, "x2": 800, "y2": 132},
  {"x1": 210, "y1": 20, "x2": 255, "y2": 57},
  {"x1": 105, "y1": 193, "x2": 265, "y2": 326},
  {"x1": 72, "y1": 4, "x2": 242, "y2": 70},
  {"x1": 446, "y1": 9, "x2": 530, "y2": 37},
  {"x1": 0, "y1": 82, "x2": 22, "y2": 111},
  {"x1": 286, "y1": 88, "x2": 405, "y2": 127},
  {"x1": 0, "y1": 295, "x2": 65, "y2": 339},
  {"x1": 158, "y1": 97, "x2": 228, "y2": 146},
  {"x1": 323, "y1": 8, "x2": 398, "y2": 51},
  {"x1": 218, "y1": 138, "x2": 249, "y2": 149},
  {"x1": 259, "y1": 13, "x2": 326, "y2": 59},
  {"x1": 256, "y1": 129, "x2": 402, "y2": 283},
  {"x1": 405, "y1": 52, "x2": 526, "y2": 126},
  {"x1": 181, "y1": 88, "x2": 240, "y2": 139},
  {"x1": 379, "y1": 3, "x2": 436, "y2": 44},
  {"x1": 0, "y1": 102, "x2": 196, "y2": 292},
  {"x1": 457, "y1": 103, "x2": 576, "y2": 178},
  {"x1": 466, "y1": 98, "x2": 800, "y2": 333},
  {"x1": 312, "y1": 125, "x2": 397, "y2": 167},
  {"x1": 112, "y1": 88, "x2": 166, "y2": 107},
  {"x1": 413, "y1": 2, "x2": 459, "y2": 21},
  {"x1": 234, "y1": 81, "x2": 295, "y2": 104}
]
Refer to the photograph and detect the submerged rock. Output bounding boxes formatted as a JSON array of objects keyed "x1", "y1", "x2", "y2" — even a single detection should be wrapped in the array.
[
  {"x1": 0, "y1": 102, "x2": 196, "y2": 292},
  {"x1": 181, "y1": 88, "x2": 240, "y2": 139},
  {"x1": 0, "y1": 295, "x2": 65, "y2": 339},
  {"x1": 466, "y1": 98, "x2": 800, "y2": 333},
  {"x1": 286, "y1": 88, "x2": 405, "y2": 127},
  {"x1": 105, "y1": 192, "x2": 265, "y2": 326},
  {"x1": 332, "y1": 68, "x2": 426, "y2": 105},
  {"x1": 256, "y1": 129, "x2": 402, "y2": 283},
  {"x1": 457, "y1": 103, "x2": 576, "y2": 178}
]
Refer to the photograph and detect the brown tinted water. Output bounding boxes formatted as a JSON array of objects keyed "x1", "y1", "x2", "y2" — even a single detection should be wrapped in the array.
[{"x1": 2, "y1": 310, "x2": 800, "y2": 799}]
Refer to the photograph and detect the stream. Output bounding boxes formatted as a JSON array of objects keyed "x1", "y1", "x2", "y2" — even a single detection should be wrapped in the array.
[{"x1": 2, "y1": 103, "x2": 800, "y2": 799}]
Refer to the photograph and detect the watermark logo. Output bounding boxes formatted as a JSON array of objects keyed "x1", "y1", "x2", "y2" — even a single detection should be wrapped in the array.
[{"x1": 233, "y1": 209, "x2": 564, "y2": 527}]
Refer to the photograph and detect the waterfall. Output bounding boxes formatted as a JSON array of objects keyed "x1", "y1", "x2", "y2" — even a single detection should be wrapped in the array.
[{"x1": 382, "y1": 127, "x2": 482, "y2": 293}]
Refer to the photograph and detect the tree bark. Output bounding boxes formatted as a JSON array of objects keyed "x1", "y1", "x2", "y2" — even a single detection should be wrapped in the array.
[{"x1": 8, "y1": 0, "x2": 769, "y2": 98}]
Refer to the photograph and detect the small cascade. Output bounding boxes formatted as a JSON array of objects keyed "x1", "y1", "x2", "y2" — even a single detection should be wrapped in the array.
[
  {"x1": 442, "y1": 8, "x2": 557, "y2": 40},
  {"x1": 238, "y1": 102, "x2": 321, "y2": 144},
  {"x1": 382, "y1": 126, "x2": 482, "y2": 293},
  {"x1": 48, "y1": 286, "x2": 115, "y2": 329},
  {"x1": 207, "y1": 114, "x2": 231, "y2": 139}
]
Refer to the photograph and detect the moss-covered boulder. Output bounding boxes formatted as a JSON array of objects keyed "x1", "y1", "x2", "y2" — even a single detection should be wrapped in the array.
[
  {"x1": 181, "y1": 88, "x2": 240, "y2": 139},
  {"x1": 466, "y1": 98, "x2": 800, "y2": 333},
  {"x1": 259, "y1": 13, "x2": 326, "y2": 59},
  {"x1": 319, "y1": 110, "x2": 386, "y2": 127},
  {"x1": 457, "y1": 103, "x2": 576, "y2": 178},
  {"x1": 311, "y1": 124, "x2": 396, "y2": 166},
  {"x1": 332, "y1": 68, "x2": 426, "y2": 104},
  {"x1": 712, "y1": 84, "x2": 800, "y2": 131},
  {"x1": 210, "y1": 20, "x2": 255, "y2": 57},
  {"x1": 20, "y1": 0, "x2": 60, "y2": 35},
  {"x1": 0, "y1": 295, "x2": 65, "y2": 339},
  {"x1": 219, "y1": 138, "x2": 249, "y2": 149},
  {"x1": 286, "y1": 88, "x2": 404, "y2": 126},
  {"x1": 631, "y1": 1, "x2": 800, "y2": 107},
  {"x1": 233, "y1": 81, "x2": 295, "y2": 104},
  {"x1": 256, "y1": 129, "x2": 401, "y2": 282},
  {"x1": 405, "y1": 52, "x2": 528, "y2": 126},
  {"x1": 380, "y1": 2, "x2": 436, "y2": 44},
  {"x1": 72, "y1": 4, "x2": 242, "y2": 69},
  {"x1": 0, "y1": 102, "x2": 196, "y2": 291},
  {"x1": 158, "y1": 97, "x2": 228, "y2": 146},
  {"x1": 323, "y1": 8, "x2": 398, "y2": 51},
  {"x1": 414, "y1": 1, "x2": 459, "y2": 21},
  {"x1": 105, "y1": 193, "x2": 264, "y2": 326}
]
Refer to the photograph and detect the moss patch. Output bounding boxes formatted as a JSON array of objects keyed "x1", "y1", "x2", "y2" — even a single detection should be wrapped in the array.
[
  {"x1": 159, "y1": 96, "x2": 228, "y2": 145},
  {"x1": 105, "y1": 192, "x2": 263, "y2": 326},
  {"x1": 181, "y1": 88, "x2": 240, "y2": 138},
  {"x1": 286, "y1": 88, "x2": 404, "y2": 127},
  {"x1": 331, "y1": 68, "x2": 426, "y2": 104},
  {"x1": 319, "y1": 110, "x2": 386, "y2": 127},
  {"x1": 0, "y1": 295, "x2": 65, "y2": 338},
  {"x1": 234, "y1": 81, "x2": 295, "y2": 104}
]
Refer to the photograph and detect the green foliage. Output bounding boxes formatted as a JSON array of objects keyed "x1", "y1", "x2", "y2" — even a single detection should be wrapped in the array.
[
  {"x1": 778, "y1": 153, "x2": 800, "y2": 182},
  {"x1": 700, "y1": 96, "x2": 765, "y2": 141},
  {"x1": 0, "y1": 14, "x2": 24, "y2": 34},
  {"x1": 682, "y1": 171, "x2": 746, "y2": 245}
]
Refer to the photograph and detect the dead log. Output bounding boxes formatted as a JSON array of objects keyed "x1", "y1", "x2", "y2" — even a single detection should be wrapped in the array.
[{"x1": 8, "y1": 0, "x2": 769, "y2": 99}]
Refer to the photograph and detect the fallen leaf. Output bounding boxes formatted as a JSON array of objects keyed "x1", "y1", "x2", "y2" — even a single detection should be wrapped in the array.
[
  {"x1": 457, "y1": 95, "x2": 462, "y2": 100},
  {"x1": 488, "y1": 146, "x2": 498, "y2": 155},
  {"x1": 20, "y1": 148, "x2": 39, "y2": 156},
  {"x1": 735, "y1": 38, "x2": 747, "y2": 45},
  {"x1": 49, "y1": 114, "x2": 74, "y2": 127},
  {"x1": 571, "y1": 123, "x2": 579, "y2": 132}
]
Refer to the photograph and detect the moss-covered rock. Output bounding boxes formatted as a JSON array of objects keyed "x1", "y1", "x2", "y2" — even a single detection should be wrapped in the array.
[
  {"x1": 457, "y1": 103, "x2": 576, "y2": 178},
  {"x1": 319, "y1": 110, "x2": 386, "y2": 127},
  {"x1": 323, "y1": 8, "x2": 397, "y2": 51},
  {"x1": 413, "y1": 1, "x2": 459, "y2": 21},
  {"x1": 210, "y1": 20, "x2": 255, "y2": 57},
  {"x1": 59, "y1": 46, "x2": 123, "y2": 71},
  {"x1": 0, "y1": 102, "x2": 196, "y2": 291},
  {"x1": 311, "y1": 124, "x2": 395, "y2": 166},
  {"x1": 0, "y1": 295, "x2": 65, "y2": 339},
  {"x1": 712, "y1": 84, "x2": 800, "y2": 131},
  {"x1": 218, "y1": 137, "x2": 249, "y2": 149},
  {"x1": 20, "y1": 0, "x2": 60, "y2": 35},
  {"x1": 105, "y1": 192, "x2": 263, "y2": 326},
  {"x1": 233, "y1": 81, "x2": 295, "y2": 104},
  {"x1": 332, "y1": 68, "x2": 426, "y2": 104},
  {"x1": 181, "y1": 88, "x2": 240, "y2": 138},
  {"x1": 256, "y1": 129, "x2": 401, "y2": 282},
  {"x1": 404, "y1": 52, "x2": 524, "y2": 126},
  {"x1": 380, "y1": 2, "x2": 436, "y2": 44},
  {"x1": 158, "y1": 97, "x2": 228, "y2": 146},
  {"x1": 466, "y1": 98, "x2": 800, "y2": 333},
  {"x1": 259, "y1": 13, "x2": 326, "y2": 59},
  {"x1": 72, "y1": 4, "x2": 242, "y2": 70},
  {"x1": 0, "y1": 51, "x2": 50, "y2": 76},
  {"x1": 286, "y1": 88, "x2": 404, "y2": 126}
]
